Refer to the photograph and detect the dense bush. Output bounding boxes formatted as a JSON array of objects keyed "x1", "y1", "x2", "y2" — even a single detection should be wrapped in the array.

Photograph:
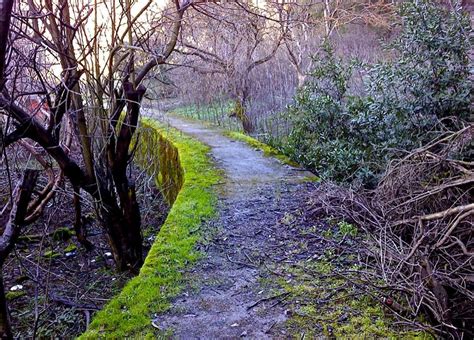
[{"x1": 285, "y1": 0, "x2": 472, "y2": 186}]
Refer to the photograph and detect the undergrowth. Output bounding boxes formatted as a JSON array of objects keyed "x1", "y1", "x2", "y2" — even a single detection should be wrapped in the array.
[
  {"x1": 278, "y1": 260, "x2": 430, "y2": 339},
  {"x1": 266, "y1": 219, "x2": 433, "y2": 339}
]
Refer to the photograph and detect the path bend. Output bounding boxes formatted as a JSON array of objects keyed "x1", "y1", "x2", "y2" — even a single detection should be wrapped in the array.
[{"x1": 149, "y1": 112, "x2": 316, "y2": 339}]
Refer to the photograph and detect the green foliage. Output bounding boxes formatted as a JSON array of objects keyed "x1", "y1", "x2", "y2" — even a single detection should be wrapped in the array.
[
  {"x1": 337, "y1": 221, "x2": 358, "y2": 238},
  {"x1": 285, "y1": 42, "x2": 371, "y2": 184},
  {"x1": 81, "y1": 119, "x2": 220, "y2": 338},
  {"x1": 285, "y1": 0, "x2": 472, "y2": 186},
  {"x1": 389, "y1": 1, "x2": 472, "y2": 121}
]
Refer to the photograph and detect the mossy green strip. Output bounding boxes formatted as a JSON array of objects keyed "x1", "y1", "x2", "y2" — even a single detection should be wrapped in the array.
[
  {"x1": 223, "y1": 131, "x2": 302, "y2": 168},
  {"x1": 80, "y1": 118, "x2": 220, "y2": 338}
]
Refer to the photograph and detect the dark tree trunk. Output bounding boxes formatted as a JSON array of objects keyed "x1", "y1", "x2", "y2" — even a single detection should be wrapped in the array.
[
  {"x1": 0, "y1": 275, "x2": 12, "y2": 340},
  {"x1": 0, "y1": 0, "x2": 13, "y2": 90},
  {"x1": 95, "y1": 82, "x2": 146, "y2": 272},
  {"x1": 0, "y1": 0, "x2": 188, "y2": 276},
  {"x1": 73, "y1": 186, "x2": 93, "y2": 250},
  {"x1": 0, "y1": 170, "x2": 39, "y2": 339},
  {"x1": 96, "y1": 184, "x2": 143, "y2": 272},
  {"x1": 0, "y1": 94, "x2": 144, "y2": 272}
]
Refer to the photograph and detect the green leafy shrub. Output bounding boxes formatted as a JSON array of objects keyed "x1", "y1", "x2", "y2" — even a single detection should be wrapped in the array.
[
  {"x1": 285, "y1": 0, "x2": 472, "y2": 186},
  {"x1": 337, "y1": 221, "x2": 358, "y2": 238}
]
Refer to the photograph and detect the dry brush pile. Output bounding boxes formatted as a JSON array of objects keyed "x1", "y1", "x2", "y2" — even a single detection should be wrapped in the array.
[{"x1": 310, "y1": 124, "x2": 473, "y2": 338}]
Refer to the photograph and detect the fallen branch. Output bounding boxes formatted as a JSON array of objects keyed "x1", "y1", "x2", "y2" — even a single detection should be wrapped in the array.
[{"x1": 246, "y1": 292, "x2": 290, "y2": 310}]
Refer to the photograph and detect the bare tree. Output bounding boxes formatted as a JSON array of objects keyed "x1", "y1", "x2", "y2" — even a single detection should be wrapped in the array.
[
  {"x1": 279, "y1": 0, "x2": 395, "y2": 88},
  {"x1": 173, "y1": 1, "x2": 285, "y2": 132},
  {"x1": 0, "y1": 0, "x2": 190, "y2": 272},
  {"x1": 278, "y1": 1, "x2": 322, "y2": 87}
]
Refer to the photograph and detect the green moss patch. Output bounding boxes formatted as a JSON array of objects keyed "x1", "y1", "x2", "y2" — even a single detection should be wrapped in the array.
[
  {"x1": 274, "y1": 259, "x2": 430, "y2": 339},
  {"x1": 224, "y1": 131, "x2": 305, "y2": 169},
  {"x1": 134, "y1": 122, "x2": 184, "y2": 205},
  {"x1": 81, "y1": 118, "x2": 220, "y2": 338},
  {"x1": 51, "y1": 227, "x2": 74, "y2": 242},
  {"x1": 43, "y1": 250, "x2": 61, "y2": 259},
  {"x1": 64, "y1": 243, "x2": 77, "y2": 253},
  {"x1": 6, "y1": 291, "x2": 26, "y2": 301}
]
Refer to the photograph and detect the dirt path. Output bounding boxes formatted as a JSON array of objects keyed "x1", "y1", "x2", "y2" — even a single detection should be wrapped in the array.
[
  {"x1": 150, "y1": 113, "x2": 317, "y2": 338},
  {"x1": 162, "y1": 115, "x2": 314, "y2": 190}
]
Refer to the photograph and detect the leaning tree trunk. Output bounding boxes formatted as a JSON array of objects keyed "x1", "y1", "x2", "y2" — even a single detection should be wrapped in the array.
[
  {"x1": 0, "y1": 170, "x2": 39, "y2": 339},
  {"x1": 236, "y1": 99, "x2": 254, "y2": 134}
]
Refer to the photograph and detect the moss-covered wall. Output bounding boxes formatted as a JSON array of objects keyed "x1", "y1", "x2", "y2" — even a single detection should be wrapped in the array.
[
  {"x1": 135, "y1": 120, "x2": 184, "y2": 205},
  {"x1": 80, "y1": 118, "x2": 220, "y2": 338}
]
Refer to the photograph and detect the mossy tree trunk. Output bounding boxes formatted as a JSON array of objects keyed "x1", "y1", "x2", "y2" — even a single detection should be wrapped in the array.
[{"x1": 231, "y1": 80, "x2": 255, "y2": 134}]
